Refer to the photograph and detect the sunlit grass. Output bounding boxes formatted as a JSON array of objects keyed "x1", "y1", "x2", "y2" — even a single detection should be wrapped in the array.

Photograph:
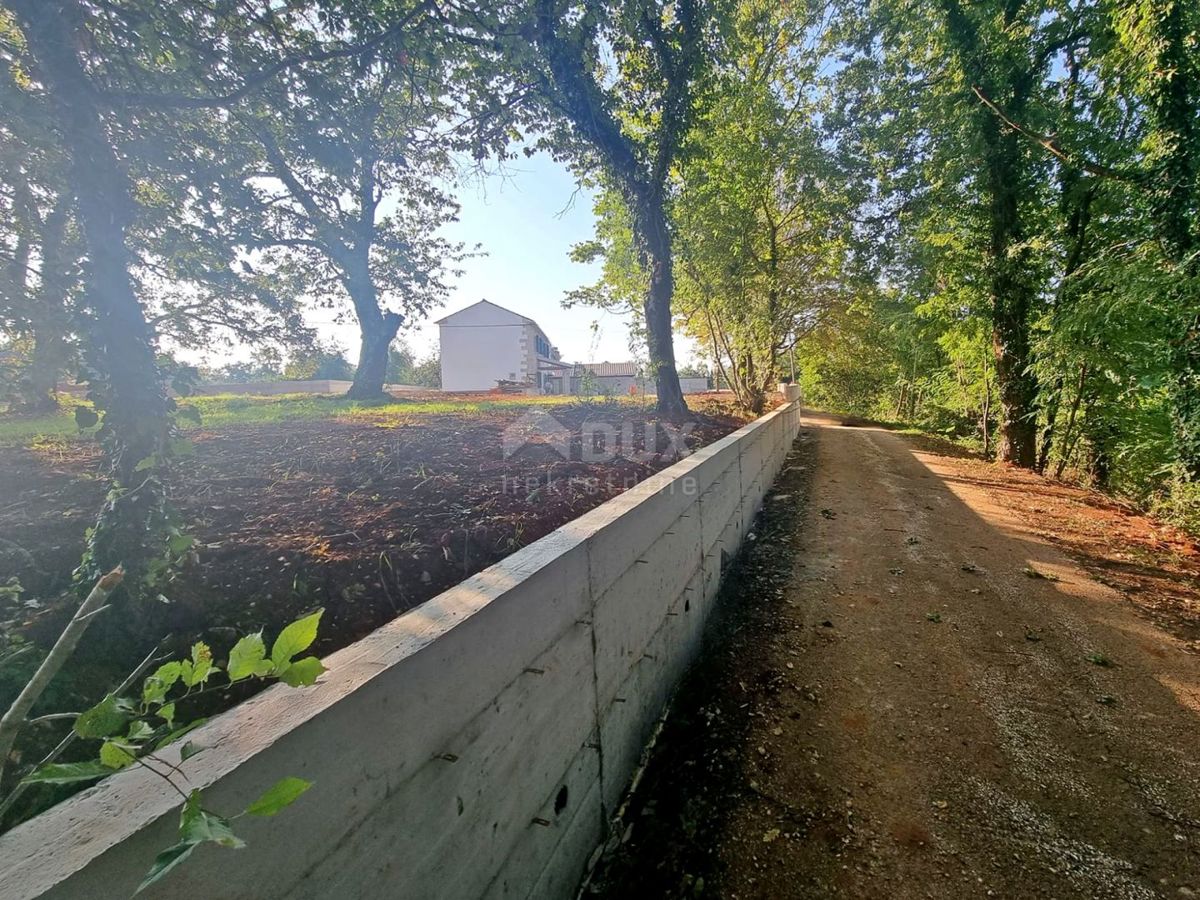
[
  {"x1": 187, "y1": 392, "x2": 613, "y2": 428},
  {"x1": 0, "y1": 391, "x2": 646, "y2": 446},
  {"x1": 0, "y1": 395, "x2": 92, "y2": 446}
]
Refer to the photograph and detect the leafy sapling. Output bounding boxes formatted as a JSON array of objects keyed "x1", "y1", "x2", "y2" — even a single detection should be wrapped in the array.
[{"x1": 12, "y1": 609, "x2": 326, "y2": 892}]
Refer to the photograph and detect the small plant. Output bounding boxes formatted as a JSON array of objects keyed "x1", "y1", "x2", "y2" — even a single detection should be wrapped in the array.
[
  {"x1": 1086, "y1": 652, "x2": 1114, "y2": 668},
  {"x1": 0, "y1": 568, "x2": 325, "y2": 893},
  {"x1": 0, "y1": 577, "x2": 23, "y2": 602}
]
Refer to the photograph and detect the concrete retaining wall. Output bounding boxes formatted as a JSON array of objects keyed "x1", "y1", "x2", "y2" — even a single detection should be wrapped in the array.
[
  {"x1": 191, "y1": 380, "x2": 354, "y2": 396},
  {"x1": 0, "y1": 402, "x2": 803, "y2": 900}
]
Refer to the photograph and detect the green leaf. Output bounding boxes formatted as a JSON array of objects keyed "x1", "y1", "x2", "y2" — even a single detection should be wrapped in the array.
[
  {"x1": 133, "y1": 454, "x2": 158, "y2": 473},
  {"x1": 126, "y1": 720, "x2": 156, "y2": 742},
  {"x1": 244, "y1": 777, "x2": 312, "y2": 817},
  {"x1": 179, "y1": 790, "x2": 244, "y2": 848},
  {"x1": 181, "y1": 642, "x2": 215, "y2": 688},
  {"x1": 73, "y1": 406, "x2": 99, "y2": 429},
  {"x1": 74, "y1": 695, "x2": 128, "y2": 739},
  {"x1": 227, "y1": 632, "x2": 271, "y2": 682},
  {"x1": 143, "y1": 661, "x2": 183, "y2": 705},
  {"x1": 278, "y1": 656, "x2": 325, "y2": 687},
  {"x1": 21, "y1": 761, "x2": 110, "y2": 785},
  {"x1": 270, "y1": 609, "x2": 323, "y2": 670},
  {"x1": 180, "y1": 740, "x2": 203, "y2": 761},
  {"x1": 100, "y1": 740, "x2": 137, "y2": 769},
  {"x1": 159, "y1": 702, "x2": 176, "y2": 726},
  {"x1": 167, "y1": 532, "x2": 194, "y2": 555},
  {"x1": 136, "y1": 841, "x2": 197, "y2": 894}
]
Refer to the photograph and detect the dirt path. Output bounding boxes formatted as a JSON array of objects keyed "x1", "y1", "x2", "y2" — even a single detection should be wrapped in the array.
[{"x1": 588, "y1": 413, "x2": 1200, "y2": 899}]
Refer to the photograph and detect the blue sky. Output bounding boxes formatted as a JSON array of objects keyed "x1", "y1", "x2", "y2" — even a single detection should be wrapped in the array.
[{"x1": 312, "y1": 150, "x2": 656, "y2": 366}]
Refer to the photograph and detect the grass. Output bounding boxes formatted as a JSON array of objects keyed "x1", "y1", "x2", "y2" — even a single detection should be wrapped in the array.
[
  {"x1": 0, "y1": 392, "x2": 652, "y2": 446},
  {"x1": 0, "y1": 395, "x2": 93, "y2": 446}
]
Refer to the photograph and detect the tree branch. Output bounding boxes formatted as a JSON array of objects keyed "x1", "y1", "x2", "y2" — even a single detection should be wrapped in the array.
[
  {"x1": 95, "y1": 1, "x2": 436, "y2": 111},
  {"x1": 0, "y1": 568, "x2": 124, "y2": 777},
  {"x1": 971, "y1": 85, "x2": 1148, "y2": 186}
]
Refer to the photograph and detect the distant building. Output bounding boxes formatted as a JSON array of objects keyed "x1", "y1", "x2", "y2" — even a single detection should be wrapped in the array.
[
  {"x1": 436, "y1": 300, "x2": 564, "y2": 392},
  {"x1": 562, "y1": 362, "x2": 710, "y2": 396},
  {"x1": 564, "y1": 361, "x2": 641, "y2": 396},
  {"x1": 435, "y1": 299, "x2": 711, "y2": 395}
]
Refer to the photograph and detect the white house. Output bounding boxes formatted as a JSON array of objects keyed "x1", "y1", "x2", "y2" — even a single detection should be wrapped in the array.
[
  {"x1": 436, "y1": 300, "x2": 565, "y2": 392},
  {"x1": 436, "y1": 299, "x2": 711, "y2": 395}
]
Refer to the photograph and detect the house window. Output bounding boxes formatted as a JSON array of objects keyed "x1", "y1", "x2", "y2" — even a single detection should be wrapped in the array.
[{"x1": 535, "y1": 334, "x2": 551, "y2": 357}]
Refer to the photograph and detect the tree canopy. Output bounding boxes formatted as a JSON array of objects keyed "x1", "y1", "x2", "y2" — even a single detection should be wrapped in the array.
[{"x1": 1, "y1": 0, "x2": 1198, "y2": 537}]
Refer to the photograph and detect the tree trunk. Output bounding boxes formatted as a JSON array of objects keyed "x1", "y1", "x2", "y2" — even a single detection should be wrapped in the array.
[
  {"x1": 13, "y1": 0, "x2": 168, "y2": 478},
  {"x1": 6, "y1": 177, "x2": 33, "y2": 312},
  {"x1": 746, "y1": 393, "x2": 766, "y2": 415},
  {"x1": 1036, "y1": 375, "x2": 1064, "y2": 475},
  {"x1": 22, "y1": 331, "x2": 66, "y2": 414},
  {"x1": 984, "y1": 111, "x2": 1038, "y2": 468},
  {"x1": 990, "y1": 304, "x2": 1039, "y2": 467},
  {"x1": 942, "y1": 0, "x2": 1039, "y2": 467},
  {"x1": 19, "y1": 199, "x2": 72, "y2": 413},
  {"x1": 348, "y1": 310, "x2": 402, "y2": 400},
  {"x1": 526, "y1": 9, "x2": 688, "y2": 422},
  {"x1": 13, "y1": 0, "x2": 172, "y2": 590},
  {"x1": 1088, "y1": 422, "x2": 1115, "y2": 489},
  {"x1": 633, "y1": 193, "x2": 688, "y2": 421},
  {"x1": 1053, "y1": 363, "x2": 1088, "y2": 480},
  {"x1": 981, "y1": 349, "x2": 992, "y2": 459},
  {"x1": 343, "y1": 260, "x2": 401, "y2": 400}
]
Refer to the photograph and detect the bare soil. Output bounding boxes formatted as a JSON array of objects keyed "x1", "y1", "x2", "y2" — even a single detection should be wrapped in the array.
[
  {"x1": 587, "y1": 412, "x2": 1200, "y2": 899},
  {"x1": 2, "y1": 400, "x2": 746, "y2": 655}
]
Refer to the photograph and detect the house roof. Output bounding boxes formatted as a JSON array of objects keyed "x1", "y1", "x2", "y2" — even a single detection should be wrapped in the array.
[
  {"x1": 581, "y1": 361, "x2": 639, "y2": 378},
  {"x1": 434, "y1": 299, "x2": 543, "y2": 332}
]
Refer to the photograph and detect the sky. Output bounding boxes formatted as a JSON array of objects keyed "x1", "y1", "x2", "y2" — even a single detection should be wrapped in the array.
[{"x1": 303, "y1": 150, "x2": 661, "y2": 367}]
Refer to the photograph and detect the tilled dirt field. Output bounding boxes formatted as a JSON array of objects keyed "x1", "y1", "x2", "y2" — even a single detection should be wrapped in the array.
[
  {"x1": 587, "y1": 412, "x2": 1200, "y2": 899},
  {"x1": 2, "y1": 401, "x2": 745, "y2": 651}
]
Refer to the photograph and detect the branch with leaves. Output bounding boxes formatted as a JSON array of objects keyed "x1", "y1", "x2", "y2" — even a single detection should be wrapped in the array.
[{"x1": 1, "y1": 598, "x2": 326, "y2": 893}]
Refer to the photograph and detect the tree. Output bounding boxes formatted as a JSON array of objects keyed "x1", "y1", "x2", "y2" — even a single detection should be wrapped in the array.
[
  {"x1": 387, "y1": 340, "x2": 441, "y2": 386},
  {"x1": 564, "y1": 1, "x2": 856, "y2": 413},
  {"x1": 672, "y1": 0, "x2": 857, "y2": 412},
  {"x1": 920, "y1": 0, "x2": 1066, "y2": 466},
  {"x1": 285, "y1": 344, "x2": 356, "y2": 381},
  {"x1": 0, "y1": 0, "x2": 389, "y2": 585},
  {"x1": 5, "y1": 0, "x2": 178, "y2": 589},
  {"x1": 450, "y1": 0, "x2": 728, "y2": 420},
  {"x1": 221, "y1": 15, "x2": 464, "y2": 399},
  {"x1": 0, "y1": 66, "x2": 81, "y2": 413}
]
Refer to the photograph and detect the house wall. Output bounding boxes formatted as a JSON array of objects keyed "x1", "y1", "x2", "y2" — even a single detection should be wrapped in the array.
[
  {"x1": 190, "y1": 380, "x2": 354, "y2": 397},
  {"x1": 594, "y1": 375, "x2": 641, "y2": 396},
  {"x1": 440, "y1": 323, "x2": 527, "y2": 391},
  {"x1": 0, "y1": 403, "x2": 804, "y2": 900},
  {"x1": 570, "y1": 376, "x2": 710, "y2": 397}
]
